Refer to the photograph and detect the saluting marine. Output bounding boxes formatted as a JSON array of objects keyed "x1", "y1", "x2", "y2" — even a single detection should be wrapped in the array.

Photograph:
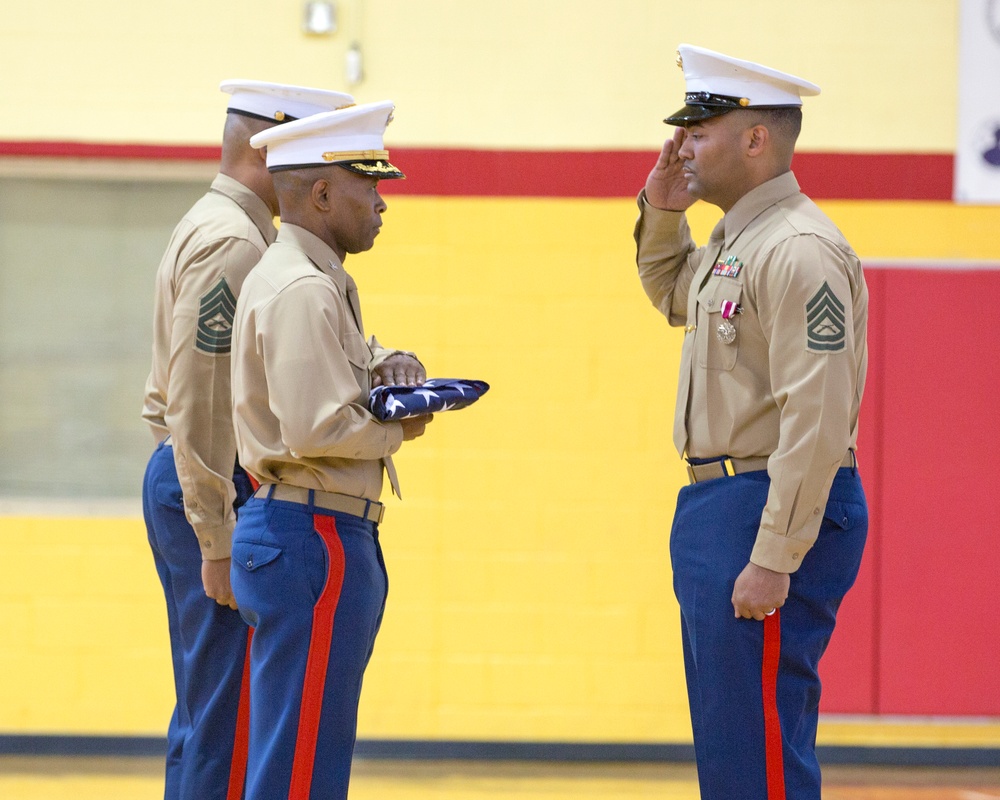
[{"x1": 633, "y1": 44, "x2": 869, "y2": 800}]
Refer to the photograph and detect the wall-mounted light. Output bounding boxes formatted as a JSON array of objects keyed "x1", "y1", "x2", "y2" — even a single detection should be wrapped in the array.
[
  {"x1": 345, "y1": 41, "x2": 364, "y2": 85},
  {"x1": 303, "y1": 1, "x2": 337, "y2": 35}
]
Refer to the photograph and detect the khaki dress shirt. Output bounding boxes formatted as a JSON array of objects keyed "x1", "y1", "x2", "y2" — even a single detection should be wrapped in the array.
[
  {"x1": 142, "y1": 174, "x2": 277, "y2": 559},
  {"x1": 634, "y1": 172, "x2": 868, "y2": 572},
  {"x1": 231, "y1": 223, "x2": 405, "y2": 502}
]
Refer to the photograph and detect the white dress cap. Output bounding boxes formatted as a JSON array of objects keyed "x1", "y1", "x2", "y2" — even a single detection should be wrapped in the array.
[
  {"x1": 249, "y1": 100, "x2": 404, "y2": 179},
  {"x1": 665, "y1": 44, "x2": 820, "y2": 125},
  {"x1": 220, "y1": 79, "x2": 355, "y2": 123}
]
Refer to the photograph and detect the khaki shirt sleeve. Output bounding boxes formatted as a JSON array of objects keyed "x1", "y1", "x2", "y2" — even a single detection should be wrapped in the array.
[
  {"x1": 750, "y1": 236, "x2": 859, "y2": 572},
  {"x1": 368, "y1": 335, "x2": 421, "y2": 371},
  {"x1": 633, "y1": 192, "x2": 701, "y2": 326},
  {"x1": 259, "y1": 280, "x2": 404, "y2": 461},
  {"x1": 167, "y1": 237, "x2": 263, "y2": 560}
]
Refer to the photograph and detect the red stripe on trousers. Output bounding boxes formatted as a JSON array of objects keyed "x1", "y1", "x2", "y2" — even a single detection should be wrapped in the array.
[
  {"x1": 762, "y1": 611, "x2": 786, "y2": 799},
  {"x1": 226, "y1": 627, "x2": 253, "y2": 800},
  {"x1": 288, "y1": 514, "x2": 346, "y2": 800}
]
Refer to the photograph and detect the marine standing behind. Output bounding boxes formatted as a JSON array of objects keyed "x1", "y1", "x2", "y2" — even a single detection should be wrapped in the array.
[
  {"x1": 141, "y1": 80, "x2": 353, "y2": 800},
  {"x1": 633, "y1": 44, "x2": 869, "y2": 800}
]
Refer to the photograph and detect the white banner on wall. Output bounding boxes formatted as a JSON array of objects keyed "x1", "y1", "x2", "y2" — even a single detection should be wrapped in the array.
[{"x1": 956, "y1": 0, "x2": 1000, "y2": 203}]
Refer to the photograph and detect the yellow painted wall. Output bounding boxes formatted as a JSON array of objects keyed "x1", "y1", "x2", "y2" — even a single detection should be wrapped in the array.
[
  {"x1": 3, "y1": 196, "x2": 1000, "y2": 745},
  {"x1": 0, "y1": 0, "x2": 958, "y2": 152},
  {"x1": 2, "y1": 0, "x2": 999, "y2": 750}
]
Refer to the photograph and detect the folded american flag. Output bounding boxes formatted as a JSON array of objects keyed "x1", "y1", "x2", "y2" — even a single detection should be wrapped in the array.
[{"x1": 368, "y1": 378, "x2": 490, "y2": 421}]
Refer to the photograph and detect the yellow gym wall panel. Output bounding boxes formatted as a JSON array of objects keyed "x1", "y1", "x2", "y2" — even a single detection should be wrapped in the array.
[
  {"x1": 7, "y1": 188, "x2": 999, "y2": 740},
  {"x1": 0, "y1": 195, "x2": 697, "y2": 742},
  {"x1": 3, "y1": 185, "x2": 1000, "y2": 743},
  {"x1": 0, "y1": 515, "x2": 173, "y2": 733},
  {"x1": 0, "y1": 0, "x2": 959, "y2": 152},
  {"x1": 3, "y1": 0, "x2": 997, "y2": 752},
  {"x1": 340, "y1": 195, "x2": 696, "y2": 742}
]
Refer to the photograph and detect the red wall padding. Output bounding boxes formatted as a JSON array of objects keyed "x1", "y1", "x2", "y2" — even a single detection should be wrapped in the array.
[{"x1": 820, "y1": 266, "x2": 1000, "y2": 715}]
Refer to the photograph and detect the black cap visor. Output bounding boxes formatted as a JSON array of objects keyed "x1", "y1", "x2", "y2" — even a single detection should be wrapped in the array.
[
  {"x1": 337, "y1": 159, "x2": 405, "y2": 180},
  {"x1": 665, "y1": 91, "x2": 756, "y2": 126},
  {"x1": 664, "y1": 103, "x2": 735, "y2": 126},
  {"x1": 227, "y1": 108, "x2": 299, "y2": 124}
]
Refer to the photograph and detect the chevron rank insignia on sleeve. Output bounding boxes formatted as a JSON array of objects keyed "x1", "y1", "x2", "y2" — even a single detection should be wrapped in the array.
[
  {"x1": 805, "y1": 281, "x2": 846, "y2": 353},
  {"x1": 196, "y1": 277, "x2": 237, "y2": 354}
]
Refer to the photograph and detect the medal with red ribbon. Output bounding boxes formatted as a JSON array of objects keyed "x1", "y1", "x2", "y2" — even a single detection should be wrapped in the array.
[{"x1": 717, "y1": 300, "x2": 742, "y2": 344}]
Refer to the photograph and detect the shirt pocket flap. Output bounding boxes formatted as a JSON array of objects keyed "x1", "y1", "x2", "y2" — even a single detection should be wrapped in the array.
[
  {"x1": 697, "y1": 279, "x2": 744, "y2": 313},
  {"x1": 231, "y1": 541, "x2": 282, "y2": 572},
  {"x1": 343, "y1": 331, "x2": 370, "y2": 368}
]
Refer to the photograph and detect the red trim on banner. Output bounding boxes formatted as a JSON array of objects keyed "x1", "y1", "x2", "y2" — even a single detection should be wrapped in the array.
[
  {"x1": 762, "y1": 611, "x2": 786, "y2": 800},
  {"x1": 288, "y1": 515, "x2": 346, "y2": 800},
  {"x1": 226, "y1": 627, "x2": 253, "y2": 800},
  {"x1": 0, "y1": 140, "x2": 953, "y2": 200}
]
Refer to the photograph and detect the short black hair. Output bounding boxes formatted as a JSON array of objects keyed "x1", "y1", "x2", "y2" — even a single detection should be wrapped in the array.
[{"x1": 745, "y1": 106, "x2": 803, "y2": 144}]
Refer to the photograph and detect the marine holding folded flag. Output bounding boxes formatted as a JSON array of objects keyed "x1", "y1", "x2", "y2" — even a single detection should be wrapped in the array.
[
  {"x1": 632, "y1": 45, "x2": 869, "y2": 799},
  {"x1": 228, "y1": 99, "x2": 444, "y2": 800}
]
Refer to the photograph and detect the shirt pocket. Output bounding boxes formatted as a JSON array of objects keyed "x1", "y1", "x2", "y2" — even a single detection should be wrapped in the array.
[
  {"x1": 343, "y1": 330, "x2": 372, "y2": 394},
  {"x1": 695, "y1": 279, "x2": 743, "y2": 371}
]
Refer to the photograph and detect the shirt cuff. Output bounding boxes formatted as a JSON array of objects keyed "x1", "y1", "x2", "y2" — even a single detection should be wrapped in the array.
[
  {"x1": 368, "y1": 340, "x2": 421, "y2": 371},
  {"x1": 636, "y1": 192, "x2": 689, "y2": 244},
  {"x1": 385, "y1": 420, "x2": 405, "y2": 455},
  {"x1": 749, "y1": 527, "x2": 814, "y2": 574},
  {"x1": 196, "y1": 521, "x2": 235, "y2": 560}
]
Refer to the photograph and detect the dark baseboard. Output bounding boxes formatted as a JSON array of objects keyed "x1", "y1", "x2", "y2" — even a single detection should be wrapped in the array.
[{"x1": 0, "y1": 735, "x2": 996, "y2": 767}]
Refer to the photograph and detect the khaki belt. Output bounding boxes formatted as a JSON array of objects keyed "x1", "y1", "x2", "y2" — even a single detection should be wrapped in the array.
[
  {"x1": 253, "y1": 484, "x2": 385, "y2": 524},
  {"x1": 686, "y1": 451, "x2": 856, "y2": 484}
]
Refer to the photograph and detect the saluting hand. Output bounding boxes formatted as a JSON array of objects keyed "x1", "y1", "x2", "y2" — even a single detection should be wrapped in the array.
[
  {"x1": 644, "y1": 127, "x2": 695, "y2": 212},
  {"x1": 372, "y1": 354, "x2": 426, "y2": 388}
]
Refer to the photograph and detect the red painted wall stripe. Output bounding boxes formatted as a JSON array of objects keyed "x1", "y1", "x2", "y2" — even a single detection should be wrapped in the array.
[
  {"x1": 226, "y1": 627, "x2": 253, "y2": 800},
  {"x1": 762, "y1": 611, "x2": 786, "y2": 800},
  {"x1": 0, "y1": 140, "x2": 221, "y2": 161},
  {"x1": 288, "y1": 514, "x2": 346, "y2": 800},
  {"x1": 0, "y1": 140, "x2": 952, "y2": 200}
]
